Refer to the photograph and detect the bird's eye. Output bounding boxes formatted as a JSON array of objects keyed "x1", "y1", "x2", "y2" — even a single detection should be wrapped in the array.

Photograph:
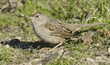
[{"x1": 36, "y1": 15, "x2": 39, "y2": 18}]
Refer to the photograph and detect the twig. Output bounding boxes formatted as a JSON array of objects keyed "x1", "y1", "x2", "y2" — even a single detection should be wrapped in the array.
[
  {"x1": 0, "y1": 27, "x2": 3, "y2": 30},
  {"x1": 59, "y1": 50, "x2": 65, "y2": 65},
  {"x1": 87, "y1": 17, "x2": 102, "y2": 23},
  {"x1": 0, "y1": 3, "x2": 9, "y2": 12},
  {"x1": 93, "y1": 7, "x2": 99, "y2": 14},
  {"x1": 49, "y1": 42, "x2": 64, "y2": 52},
  {"x1": 0, "y1": 21, "x2": 4, "y2": 26},
  {"x1": 21, "y1": 21, "x2": 28, "y2": 25},
  {"x1": 7, "y1": 0, "x2": 12, "y2": 10},
  {"x1": 72, "y1": 18, "x2": 80, "y2": 21},
  {"x1": 61, "y1": 6, "x2": 67, "y2": 15},
  {"x1": 85, "y1": 6, "x2": 94, "y2": 23},
  {"x1": 34, "y1": 0, "x2": 36, "y2": 12},
  {"x1": 105, "y1": 6, "x2": 109, "y2": 12},
  {"x1": 39, "y1": 4, "x2": 54, "y2": 11},
  {"x1": 0, "y1": 26, "x2": 9, "y2": 32},
  {"x1": 35, "y1": 52, "x2": 58, "y2": 65}
]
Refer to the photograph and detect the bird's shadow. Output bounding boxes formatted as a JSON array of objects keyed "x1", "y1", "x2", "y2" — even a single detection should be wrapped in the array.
[{"x1": 0, "y1": 39, "x2": 56, "y2": 50}]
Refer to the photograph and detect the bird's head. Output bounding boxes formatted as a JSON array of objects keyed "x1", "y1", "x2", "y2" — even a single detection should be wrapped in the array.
[{"x1": 29, "y1": 12, "x2": 49, "y2": 25}]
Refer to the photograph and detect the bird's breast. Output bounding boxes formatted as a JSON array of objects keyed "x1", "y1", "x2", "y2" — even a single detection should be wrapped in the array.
[
  {"x1": 33, "y1": 25, "x2": 51, "y2": 40},
  {"x1": 32, "y1": 25, "x2": 65, "y2": 44}
]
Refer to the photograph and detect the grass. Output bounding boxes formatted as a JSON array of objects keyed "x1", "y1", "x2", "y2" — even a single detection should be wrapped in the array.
[{"x1": 0, "y1": 0, "x2": 110, "y2": 65}]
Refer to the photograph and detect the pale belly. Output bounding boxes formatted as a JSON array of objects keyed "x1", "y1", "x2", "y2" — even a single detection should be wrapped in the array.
[{"x1": 33, "y1": 26, "x2": 65, "y2": 44}]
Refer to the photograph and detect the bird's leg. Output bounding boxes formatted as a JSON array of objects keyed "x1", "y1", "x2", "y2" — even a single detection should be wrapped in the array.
[{"x1": 49, "y1": 42, "x2": 64, "y2": 52}]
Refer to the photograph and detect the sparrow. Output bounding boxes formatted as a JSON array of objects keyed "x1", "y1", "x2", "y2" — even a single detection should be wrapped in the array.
[{"x1": 29, "y1": 12, "x2": 106, "y2": 51}]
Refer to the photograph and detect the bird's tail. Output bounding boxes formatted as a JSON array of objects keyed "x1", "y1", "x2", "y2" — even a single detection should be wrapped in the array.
[
  {"x1": 80, "y1": 23, "x2": 107, "y2": 28},
  {"x1": 61, "y1": 23, "x2": 107, "y2": 33}
]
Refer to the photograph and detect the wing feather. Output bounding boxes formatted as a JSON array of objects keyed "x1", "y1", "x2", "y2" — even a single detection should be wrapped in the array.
[{"x1": 45, "y1": 18, "x2": 73, "y2": 38}]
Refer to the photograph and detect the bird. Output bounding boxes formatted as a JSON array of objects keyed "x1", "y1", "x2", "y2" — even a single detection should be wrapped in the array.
[{"x1": 29, "y1": 12, "x2": 106, "y2": 51}]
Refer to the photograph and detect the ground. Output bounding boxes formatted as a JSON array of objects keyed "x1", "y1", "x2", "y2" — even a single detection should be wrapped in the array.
[{"x1": 0, "y1": 0, "x2": 110, "y2": 65}]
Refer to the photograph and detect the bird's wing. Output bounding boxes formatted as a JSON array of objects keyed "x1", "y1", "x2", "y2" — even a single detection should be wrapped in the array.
[{"x1": 45, "y1": 18, "x2": 73, "y2": 38}]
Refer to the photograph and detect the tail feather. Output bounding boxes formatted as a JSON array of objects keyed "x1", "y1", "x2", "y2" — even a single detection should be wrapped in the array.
[
  {"x1": 61, "y1": 23, "x2": 107, "y2": 33},
  {"x1": 80, "y1": 23, "x2": 107, "y2": 28}
]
